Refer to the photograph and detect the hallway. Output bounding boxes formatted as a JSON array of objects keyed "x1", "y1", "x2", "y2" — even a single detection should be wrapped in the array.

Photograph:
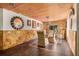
[
  {"x1": 0, "y1": 3, "x2": 76, "y2": 56},
  {"x1": 0, "y1": 38, "x2": 73, "y2": 56}
]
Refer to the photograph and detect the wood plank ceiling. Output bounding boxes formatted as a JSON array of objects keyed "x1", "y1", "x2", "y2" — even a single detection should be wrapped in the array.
[{"x1": 0, "y1": 3, "x2": 73, "y2": 22}]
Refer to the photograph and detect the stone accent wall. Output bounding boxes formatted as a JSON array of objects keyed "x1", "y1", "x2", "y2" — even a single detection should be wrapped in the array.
[
  {"x1": 0, "y1": 30, "x2": 3, "y2": 50},
  {"x1": 50, "y1": 20, "x2": 66, "y2": 38},
  {"x1": 67, "y1": 30, "x2": 76, "y2": 55},
  {"x1": 43, "y1": 20, "x2": 66, "y2": 39},
  {"x1": 0, "y1": 30, "x2": 37, "y2": 50}
]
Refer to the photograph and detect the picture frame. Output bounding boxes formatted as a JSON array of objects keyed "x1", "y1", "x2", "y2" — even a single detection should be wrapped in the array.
[
  {"x1": 27, "y1": 19, "x2": 31, "y2": 26},
  {"x1": 37, "y1": 22, "x2": 40, "y2": 27},
  {"x1": 32, "y1": 20, "x2": 36, "y2": 28}
]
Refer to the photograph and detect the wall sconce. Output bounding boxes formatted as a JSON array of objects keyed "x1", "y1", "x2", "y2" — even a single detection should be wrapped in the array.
[{"x1": 69, "y1": 7, "x2": 75, "y2": 17}]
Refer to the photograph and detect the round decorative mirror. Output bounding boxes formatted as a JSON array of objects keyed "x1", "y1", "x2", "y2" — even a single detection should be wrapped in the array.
[{"x1": 11, "y1": 16, "x2": 24, "y2": 30}]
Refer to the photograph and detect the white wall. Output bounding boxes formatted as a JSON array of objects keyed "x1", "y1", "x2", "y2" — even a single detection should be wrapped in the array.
[
  {"x1": 67, "y1": 4, "x2": 77, "y2": 55},
  {"x1": 0, "y1": 9, "x2": 3, "y2": 30},
  {"x1": 2, "y1": 9, "x2": 43, "y2": 30},
  {"x1": 67, "y1": 12, "x2": 77, "y2": 32}
]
